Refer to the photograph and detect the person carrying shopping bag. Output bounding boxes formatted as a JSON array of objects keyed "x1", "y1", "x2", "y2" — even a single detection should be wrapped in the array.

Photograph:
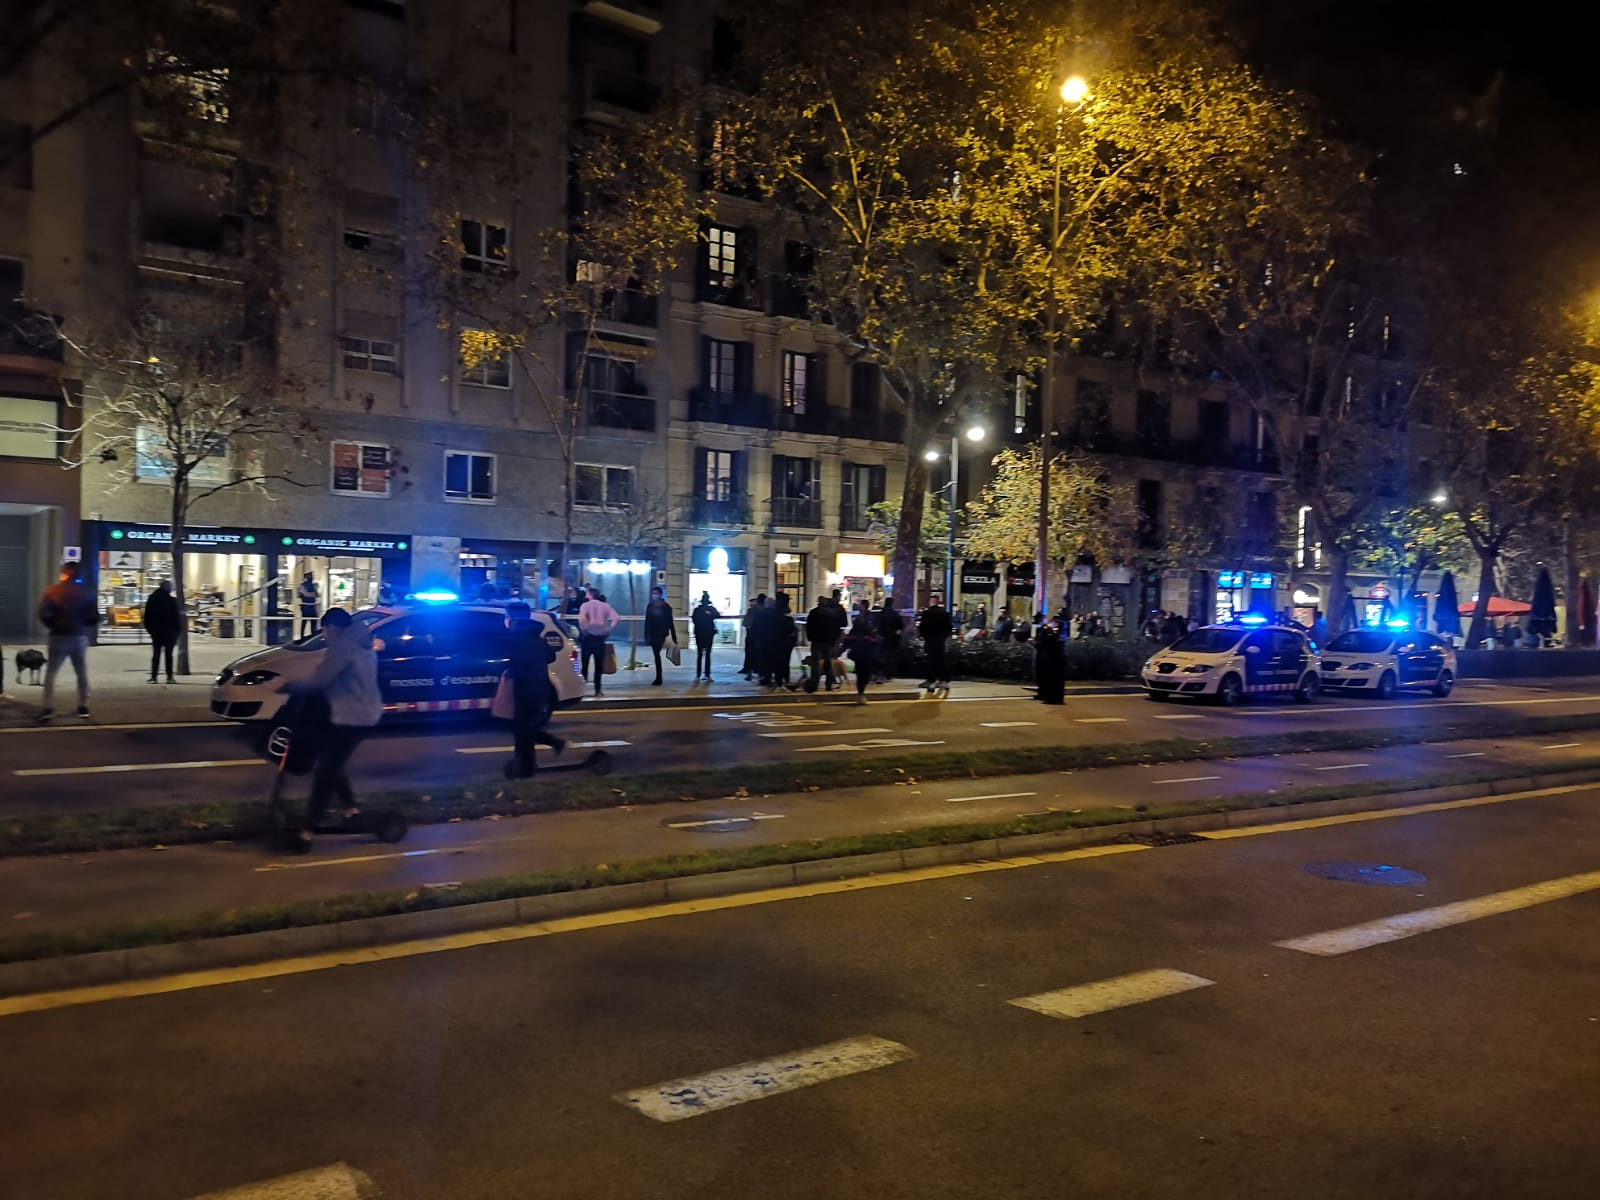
[{"x1": 644, "y1": 585, "x2": 678, "y2": 687}]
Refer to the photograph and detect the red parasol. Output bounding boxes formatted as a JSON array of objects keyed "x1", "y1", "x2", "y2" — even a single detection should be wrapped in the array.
[{"x1": 1458, "y1": 596, "x2": 1530, "y2": 617}]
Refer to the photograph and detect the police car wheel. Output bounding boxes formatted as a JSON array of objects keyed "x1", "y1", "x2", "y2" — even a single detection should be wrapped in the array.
[
  {"x1": 1294, "y1": 672, "x2": 1320, "y2": 703},
  {"x1": 1215, "y1": 674, "x2": 1243, "y2": 706},
  {"x1": 1374, "y1": 670, "x2": 1397, "y2": 700},
  {"x1": 1433, "y1": 670, "x2": 1454, "y2": 698}
]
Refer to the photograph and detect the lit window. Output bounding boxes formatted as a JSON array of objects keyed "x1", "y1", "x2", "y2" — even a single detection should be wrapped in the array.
[
  {"x1": 706, "y1": 338, "x2": 738, "y2": 395},
  {"x1": 146, "y1": 52, "x2": 230, "y2": 123},
  {"x1": 460, "y1": 218, "x2": 509, "y2": 272},
  {"x1": 444, "y1": 450, "x2": 495, "y2": 502},
  {"x1": 781, "y1": 351, "x2": 808, "y2": 414},
  {"x1": 460, "y1": 329, "x2": 511, "y2": 388},
  {"x1": 331, "y1": 441, "x2": 391, "y2": 497},
  {"x1": 340, "y1": 336, "x2": 398, "y2": 374},
  {"x1": 705, "y1": 225, "x2": 738, "y2": 283}
]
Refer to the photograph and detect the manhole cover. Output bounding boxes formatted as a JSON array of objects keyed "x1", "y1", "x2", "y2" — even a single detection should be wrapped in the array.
[{"x1": 1302, "y1": 861, "x2": 1426, "y2": 887}]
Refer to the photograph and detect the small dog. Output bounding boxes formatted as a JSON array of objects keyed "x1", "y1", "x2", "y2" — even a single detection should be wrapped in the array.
[{"x1": 14, "y1": 648, "x2": 46, "y2": 684}]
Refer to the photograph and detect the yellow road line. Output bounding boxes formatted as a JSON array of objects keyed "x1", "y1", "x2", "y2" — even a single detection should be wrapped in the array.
[
  {"x1": 1194, "y1": 782, "x2": 1599, "y2": 839},
  {"x1": 0, "y1": 844, "x2": 1148, "y2": 1017}
]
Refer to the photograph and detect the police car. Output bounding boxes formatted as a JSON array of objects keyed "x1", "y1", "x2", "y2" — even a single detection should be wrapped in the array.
[
  {"x1": 210, "y1": 599, "x2": 586, "y2": 730},
  {"x1": 1142, "y1": 617, "x2": 1321, "y2": 705},
  {"x1": 1318, "y1": 624, "x2": 1457, "y2": 698}
]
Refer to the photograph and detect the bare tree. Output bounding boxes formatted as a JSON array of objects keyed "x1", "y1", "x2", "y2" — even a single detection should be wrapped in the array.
[{"x1": 592, "y1": 486, "x2": 674, "y2": 669}]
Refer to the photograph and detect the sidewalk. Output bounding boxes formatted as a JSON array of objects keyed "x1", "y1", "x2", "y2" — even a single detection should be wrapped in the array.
[{"x1": 0, "y1": 636, "x2": 1135, "y2": 727}]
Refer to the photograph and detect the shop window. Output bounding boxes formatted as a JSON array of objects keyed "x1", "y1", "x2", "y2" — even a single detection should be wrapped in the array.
[
  {"x1": 460, "y1": 329, "x2": 511, "y2": 388},
  {"x1": 340, "y1": 336, "x2": 399, "y2": 374},
  {"x1": 330, "y1": 441, "x2": 391, "y2": 497},
  {"x1": 460, "y1": 218, "x2": 509, "y2": 272},
  {"x1": 575, "y1": 463, "x2": 634, "y2": 509},
  {"x1": 444, "y1": 450, "x2": 495, "y2": 502}
]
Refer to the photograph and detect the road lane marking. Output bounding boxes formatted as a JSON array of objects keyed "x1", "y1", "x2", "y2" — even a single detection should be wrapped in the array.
[
  {"x1": 794, "y1": 738, "x2": 946, "y2": 752},
  {"x1": 13, "y1": 758, "x2": 261, "y2": 777},
  {"x1": 944, "y1": 791, "x2": 1038, "y2": 804},
  {"x1": 1197, "y1": 781, "x2": 1599, "y2": 840},
  {"x1": 1275, "y1": 869, "x2": 1600, "y2": 956},
  {"x1": 1010, "y1": 969, "x2": 1215, "y2": 1020},
  {"x1": 664, "y1": 813, "x2": 786, "y2": 830},
  {"x1": 1075, "y1": 717, "x2": 1127, "y2": 724},
  {"x1": 1153, "y1": 775, "x2": 1222, "y2": 785},
  {"x1": 615, "y1": 1035, "x2": 916, "y2": 1122},
  {"x1": 980, "y1": 721, "x2": 1038, "y2": 728},
  {"x1": 0, "y1": 843, "x2": 1149, "y2": 1016},
  {"x1": 0, "y1": 720, "x2": 234, "y2": 735},
  {"x1": 1152, "y1": 714, "x2": 1205, "y2": 720},
  {"x1": 256, "y1": 849, "x2": 455, "y2": 873},
  {"x1": 759, "y1": 727, "x2": 889, "y2": 739},
  {"x1": 1541, "y1": 743, "x2": 1581, "y2": 750},
  {"x1": 1235, "y1": 694, "x2": 1600, "y2": 716},
  {"x1": 1446, "y1": 752, "x2": 1486, "y2": 758},
  {"x1": 455, "y1": 740, "x2": 630, "y2": 755},
  {"x1": 187, "y1": 1162, "x2": 376, "y2": 1199},
  {"x1": 1312, "y1": 763, "x2": 1369, "y2": 771}
]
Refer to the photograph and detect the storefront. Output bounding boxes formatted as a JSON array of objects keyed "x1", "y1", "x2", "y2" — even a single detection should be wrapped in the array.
[
  {"x1": 459, "y1": 538, "x2": 549, "y2": 603},
  {"x1": 1214, "y1": 569, "x2": 1277, "y2": 624},
  {"x1": 1004, "y1": 563, "x2": 1036, "y2": 618},
  {"x1": 85, "y1": 521, "x2": 411, "y2": 645},
  {"x1": 688, "y1": 545, "x2": 748, "y2": 644},
  {"x1": 829, "y1": 551, "x2": 888, "y2": 608},
  {"x1": 959, "y1": 562, "x2": 1001, "y2": 610}
]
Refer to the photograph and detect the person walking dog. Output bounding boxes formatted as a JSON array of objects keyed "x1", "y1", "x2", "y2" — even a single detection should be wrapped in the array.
[
  {"x1": 143, "y1": 579, "x2": 182, "y2": 683},
  {"x1": 37, "y1": 562, "x2": 100, "y2": 723}
]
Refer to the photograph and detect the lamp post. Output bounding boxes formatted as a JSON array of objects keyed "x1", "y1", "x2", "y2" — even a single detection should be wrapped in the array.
[
  {"x1": 927, "y1": 425, "x2": 987, "y2": 603},
  {"x1": 1035, "y1": 74, "x2": 1088, "y2": 620}
]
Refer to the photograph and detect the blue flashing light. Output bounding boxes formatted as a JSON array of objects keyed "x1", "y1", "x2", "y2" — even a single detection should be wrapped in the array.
[
  {"x1": 1236, "y1": 613, "x2": 1269, "y2": 625},
  {"x1": 410, "y1": 589, "x2": 459, "y2": 604},
  {"x1": 1385, "y1": 618, "x2": 1411, "y2": 630}
]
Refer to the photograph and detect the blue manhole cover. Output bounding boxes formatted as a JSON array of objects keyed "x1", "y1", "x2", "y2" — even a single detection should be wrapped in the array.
[{"x1": 1302, "y1": 861, "x2": 1426, "y2": 887}]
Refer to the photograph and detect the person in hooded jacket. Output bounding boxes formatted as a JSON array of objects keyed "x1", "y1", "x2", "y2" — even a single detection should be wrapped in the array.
[
  {"x1": 143, "y1": 579, "x2": 182, "y2": 683},
  {"x1": 502, "y1": 601, "x2": 566, "y2": 778},
  {"x1": 280, "y1": 607, "x2": 383, "y2": 849},
  {"x1": 36, "y1": 562, "x2": 100, "y2": 723}
]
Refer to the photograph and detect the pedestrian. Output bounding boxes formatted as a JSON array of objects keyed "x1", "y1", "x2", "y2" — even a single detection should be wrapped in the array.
[
  {"x1": 993, "y1": 609, "x2": 1014, "y2": 642},
  {"x1": 918, "y1": 592, "x2": 953, "y2": 690},
  {"x1": 768, "y1": 592, "x2": 799, "y2": 688},
  {"x1": 952, "y1": 605, "x2": 966, "y2": 638},
  {"x1": 500, "y1": 600, "x2": 566, "y2": 778},
  {"x1": 644, "y1": 584, "x2": 678, "y2": 686},
  {"x1": 36, "y1": 562, "x2": 100, "y2": 723},
  {"x1": 296, "y1": 571, "x2": 321, "y2": 639},
  {"x1": 564, "y1": 584, "x2": 586, "y2": 616},
  {"x1": 740, "y1": 596, "x2": 764, "y2": 681},
  {"x1": 691, "y1": 591, "x2": 721, "y2": 681},
  {"x1": 142, "y1": 579, "x2": 182, "y2": 683},
  {"x1": 279, "y1": 607, "x2": 383, "y2": 851},
  {"x1": 804, "y1": 594, "x2": 843, "y2": 692},
  {"x1": 971, "y1": 602, "x2": 988, "y2": 634},
  {"x1": 1034, "y1": 613, "x2": 1066, "y2": 704},
  {"x1": 876, "y1": 593, "x2": 905, "y2": 681},
  {"x1": 1309, "y1": 609, "x2": 1329, "y2": 649},
  {"x1": 1503, "y1": 620, "x2": 1522, "y2": 649},
  {"x1": 576, "y1": 587, "x2": 619, "y2": 696},
  {"x1": 1014, "y1": 613, "x2": 1032, "y2": 643},
  {"x1": 376, "y1": 579, "x2": 399, "y2": 606},
  {"x1": 842, "y1": 609, "x2": 880, "y2": 704}
]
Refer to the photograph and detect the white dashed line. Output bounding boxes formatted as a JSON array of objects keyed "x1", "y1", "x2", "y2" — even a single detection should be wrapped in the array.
[
  {"x1": 256, "y1": 849, "x2": 454, "y2": 873},
  {"x1": 664, "y1": 813, "x2": 786, "y2": 829},
  {"x1": 1446, "y1": 752, "x2": 1486, "y2": 759},
  {"x1": 615, "y1": 1035, "x2": 916, "y2": 1122},
  {"x1": 185, "y1": 1162, "x2": 377, "y2": 1199},
  {"x1": 759, "y1": 727, "x2": 889, "y2": 739},
  {"x1": 794, "y1": 738, "x2": 946, "y2": 752},
  {"x1": 455, "y1": 740, "x2": 629, "y2": 755},
  {"x1": 1074, "y1": 717, "x2": 1127, "y2": 724},
  {"x1": 1275, "y1": 870, "x2": 1600, "y2": 956},
  {"x1": 1541, "y1": 743, "x2": 1581, "y2": 750},
  {"x1": 1151, "y1": 714, "x2": 1205, "y2": 720},
  {"x1": 1152, "y1": 775, "x2": 1222, "y2": 785},
  {"x1": 979, "y1": 721, "x2": 1039, "y2": 728},
  {"x1": 13, "y1": 758, "x2": 261, "y2": 777},
  {"x1": 1312, "y1": 763, "x2": 1369, "y2": 771},
  {"x1": 1010, "y1": 969, "x2": 1215, "y2": 1020},
  {"x1": 944, "y1": 791, "x2": 1038, "y2": 804}
]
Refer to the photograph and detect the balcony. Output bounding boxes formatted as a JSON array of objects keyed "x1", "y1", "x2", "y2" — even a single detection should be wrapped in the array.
[
  {"x1": 771, "y1": 496, "x2": 823, "y2": 528},
  {"x1": 775, "y1": 404, "x2": 835, "y2": 436},
  {"x1": 686, "y1": 494, "x2": 753, "y2": 527},
  {"x1": 1082, "y1": 432, "x2": 1281, "y2": 475},
  {"x1": 687, "y1": 386, "x2": 775, "y2": 427},
  {"x1": 0, "y1": 305, "x2": 64, "y2": 371},
  {"x1": 695, "y1": 271, "x2": 764, "y2": 311},
  {"x1": 586, "y1": 389, "x2": 655, "y2": 432},
  {"x1": 839, "y1": 505, "x2": 874, "y2": 533},
  {"x1": 841, "y1": 408, "x2": 906, "y2": 443},
  {"x1": 766, "y1": 274, "x2": 810, "y2": 319},
  {"x1": 597, "y1": 286, "x2": 658, "y2": 327}
]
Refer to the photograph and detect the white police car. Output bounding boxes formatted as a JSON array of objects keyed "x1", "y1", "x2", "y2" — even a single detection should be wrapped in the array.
[
  {"x1": 1143, "y1": 618, "x2": 1321, "y2": 705},
  {"x1": 1319, "y1": 625, "x2": 1457, "y2": 698},
  {"x1": 211, "y1": 600, "x2": 586, "y2": 728}
]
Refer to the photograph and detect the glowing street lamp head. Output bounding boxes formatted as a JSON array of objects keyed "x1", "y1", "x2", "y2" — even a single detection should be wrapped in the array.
[
  {"x1": 1431, "y1": 491, "x2": 1448, "y2": 505},
  {"x1": 965, "y1": 425, "x2": 987, "y2": 443},
  {"x1": 1060, "y1": 75, "x2": 1089, "y2": 105},
  {"x1": 924, "y1": 448, "x2": 942, "y2": 462}
]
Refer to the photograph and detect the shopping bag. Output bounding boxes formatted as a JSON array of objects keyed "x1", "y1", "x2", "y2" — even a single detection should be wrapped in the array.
[
  {"x1": 602, "y1": 643, "x2": 619, "y2": 675},
  {"x1": 665, "y1": 642, "x2": 682, "y2": 667},
  {"x1": 491, "y1": 673, "x2": 516, "y2": 719}
]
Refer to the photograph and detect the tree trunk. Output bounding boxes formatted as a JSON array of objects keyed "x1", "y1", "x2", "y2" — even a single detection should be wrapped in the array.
[
  {"x1": 627, "y1": 571, "x2": 640, "y2": 668},
  {"x1": 171, "y1": 480, "x2": 190, "y2": 676},
  {"x1": 890, "y1": 399, "x2": 936, "y2": 611},
  {"x1": 1563, "y1": 517, "x2": 1580, "y2": 647},
  {"x1": 1325, "y1": 543, "x2": 1351, "y2": 634},
  {"x1": 560, "y1": 449, "x2": 576, "y2": 602},
  {"x1": 1466, "y1": 548, "x2": 1498, "y2": 650}
]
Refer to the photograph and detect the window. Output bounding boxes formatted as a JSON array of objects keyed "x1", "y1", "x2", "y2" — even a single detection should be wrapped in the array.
[
  {"x1": 708, "y1": 117, "x2": 743, "y2": 188},
  {"x1": 575, "y1": 464, "x2": 634, "y2": 509},
  {"x1": 331, "y1": 441, "x2": 390, "y2": 497},
  {"x1": 1072, "y1": 379, "x2": 1112, "y2": 449},
  {"x1": 772, "y1": 455, "x2": 817, "y2": 499},
  {"x1": 1136, "y1": 479, "x2": 1162, "y2": 548},
  {"x1": 781, "y1": 351, "x2": 809, "y2": 414},
  {"x1": 702, "y1": 449, "x2": 737, "y2": 500},
  {"x1": 444, "y1": 450, "x2": 495, "y2": 502},
  {"x1": 705, "y1": 338, "x2": 738, "y2": 396},
  {"x1": 840, "y1": 462, "x2": 885, "y2": 529},
  {"x1": 1199, "y1": 399, "x2": 1230, "y2": 447},
  {"x1": 460, "y1": 329, "x2": 510, "y2": 388},
  {"x1": 135, "y1": 424, "x2": 229, "y2": 484},
  {"x1": 850, "y1": 362, "x2": 880, "y2": 412},
  {"x1": 0, "y1": 395, "x2": 57, "y2": 459},
  {"x1": 145, "y1": 53, "x2": 229, "y2": 123},
  {"x1": 460, "y1": 219, "x2": 509, "y2": 272},
  {"x1": 705, "y1": 225, "x2": 738, "y2": 285},
  {"x1": 341, "y1": 336, "x2": 398, "y2": 374},
  {"x1": 1135, "y1": 390, "x2": 1169, "y2": 448}
]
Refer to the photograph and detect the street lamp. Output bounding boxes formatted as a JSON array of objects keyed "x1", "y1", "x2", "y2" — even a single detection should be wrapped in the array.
[
  {"x1": 1036, "y1": 73, "x2": 1090, "y2": 619},
  {"x1": 929, "y1": 426, "x2": 987, "y2": 603}
]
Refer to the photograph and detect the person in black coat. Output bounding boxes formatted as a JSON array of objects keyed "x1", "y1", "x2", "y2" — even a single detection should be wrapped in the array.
[
  {"x1": 842, "y1": 607, "x2": 881, "y2": 703},
  {"x1": 876, "y1": 594, "x2": 905, "y2": 682},
  {"x1": 691, "y1": 592, "x2": 721, "y2": 681},
  {"x1": 804, "y1": 595, "x2": 844, "y2": 692},
  {"x1": 767, "y1": 592, "x2": 799, "y2": 688},
  {"x1": 917, "y1": 594, "x2": 954, "y2": 688},
  {"x1": 143, "y1": 580, "x2": 182, "y2": 683},
  {"x1": 502, "y1": 602, "x2": 566, "y2": 778},
  {"x1": 1033, "y1": 612, "x2": 1066, "y2": 704},
  {"x1": 643, "y1": 585, "x2": 678, "y2": 686}
]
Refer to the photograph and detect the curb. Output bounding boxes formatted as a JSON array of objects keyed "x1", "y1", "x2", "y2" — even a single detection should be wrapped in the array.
[{"x1": 4, "y1": 764, "x2": 1598, "y2": 1000}]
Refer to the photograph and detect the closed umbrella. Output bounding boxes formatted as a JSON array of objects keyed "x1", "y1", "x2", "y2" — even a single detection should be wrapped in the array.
[
  {"x1": 1434, "y1": 572, "x2": 1461, "y2": 637},
  {"x1": 1527, "y1": 567, "x2": 1557, "y2": 644},
  {"x1": 1580, "y1": 577, "x2": 1597, "y2": 646}
]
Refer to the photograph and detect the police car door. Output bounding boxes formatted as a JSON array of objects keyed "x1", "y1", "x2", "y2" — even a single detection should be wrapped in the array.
[
  {"x1": 1271, "y1": 630, "x2": 1306, "y2": 690},
  {"x1": 1240, "y1": 630, "x2": 1274, "y2": 691},
  {"x1": 373, "y1": 614, "x2": 441, "y2": 712},
  {"x1": 434, "y1": 609, "x2": 511, "y2": 709},
  {"x1": 1399, "y1": 634, "x2": 1443, "y2": 685}
]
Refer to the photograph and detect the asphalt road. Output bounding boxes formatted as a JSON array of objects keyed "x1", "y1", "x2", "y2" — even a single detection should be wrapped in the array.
[
  {"x1": 4, "y1": 782, "x2": 1597, "y2": 1199},
  {"x1": 5, "y1": 681, "x2": 1600, "y2": 815}
]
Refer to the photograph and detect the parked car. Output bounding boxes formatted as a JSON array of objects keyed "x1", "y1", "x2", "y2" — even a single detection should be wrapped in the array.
[
  {"x1": 211, "y1": 602, "x2": 585, "y2": 731},
  {"x1": 1319, "y1": 627, "x2": 1457, "y2": 698},
  {"x1": 1142, "y1": 620, "x2": 1321, "y2": 705}
]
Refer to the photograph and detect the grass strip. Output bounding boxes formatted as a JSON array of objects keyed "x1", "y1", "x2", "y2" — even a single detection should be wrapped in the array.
[
  {"x1": 2, "y1": 757, "x2": 1594, "y2": 967},
  {"x1": 5, "y1": 709, "x2": 1600, "y2": 858}
]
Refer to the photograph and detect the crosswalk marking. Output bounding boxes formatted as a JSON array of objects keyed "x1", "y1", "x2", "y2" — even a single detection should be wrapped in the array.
[
  {"x1": 1275, "y1": 869, "x2": 1600, "y2": 956},
  {"x1": 187, "y1": 1162, "x2": 376, "y2": 1199},
  {"x1": 1010, "y1": 969, "x2": 1215, "y2": 1020},
  {"x1": 615, "y1": 1035, "x2": 915, "y2": 1122}
]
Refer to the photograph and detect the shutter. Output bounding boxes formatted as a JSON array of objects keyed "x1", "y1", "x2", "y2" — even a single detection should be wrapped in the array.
[
  {"x1": 808, "y1": 352, "x2": 828, "y2": 409},
  {"x1": 869, "y1": 465, "x2": 886, "y2": 505},
  {"x1": 770, "y1": 453, "x2": 786, "y2": 500},
  {"x1": 740, "y1": 226, "x2": 759, "y2": 286},
  {"x1": 732, "y1": 450, "x2": 748, "y2": 497},
  {"x1": 734, "y1": 341, "x2": 754, "y2": 394},
  {"x1": 840, "y1": 463, "x2": 856, "y2": 514},
  {"x1": 699, "y1": 335, "x2": 713, "y2": 387},
  {"x1": 694, "y1": 447, "x2": 708, "y2": 498}
]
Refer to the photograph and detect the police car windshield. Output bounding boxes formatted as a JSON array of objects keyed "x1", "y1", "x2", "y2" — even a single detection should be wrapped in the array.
[
  {"x1": 286, "y1": 608, "x2": 389, "y2": 651},
  {"x1": 1326, "y1": 630, "x2": 1393, "y2": 654},
  {"x1": 1171, "y1": 628, "x2": 1246, "y2": 655}
]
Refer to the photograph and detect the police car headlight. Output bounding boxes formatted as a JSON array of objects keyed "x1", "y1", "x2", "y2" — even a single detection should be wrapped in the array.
[
  {"x1": 1142, "y1": 660, "x2": 1156, "y2": 672},
  {"x1": 234, "y1": 669, "x2": 280, "y2": 686},
  {"x1": 1181, "y1": 664, "x2": 1213, "y2": 673}
]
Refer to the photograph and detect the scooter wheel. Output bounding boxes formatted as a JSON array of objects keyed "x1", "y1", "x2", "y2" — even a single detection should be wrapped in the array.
[
  {"x1": 374, "y1": 812, "x2": 408, "y2": 844},
  {"x1": 587, "y1": 750, "x2": 613, "y2": 776}
]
